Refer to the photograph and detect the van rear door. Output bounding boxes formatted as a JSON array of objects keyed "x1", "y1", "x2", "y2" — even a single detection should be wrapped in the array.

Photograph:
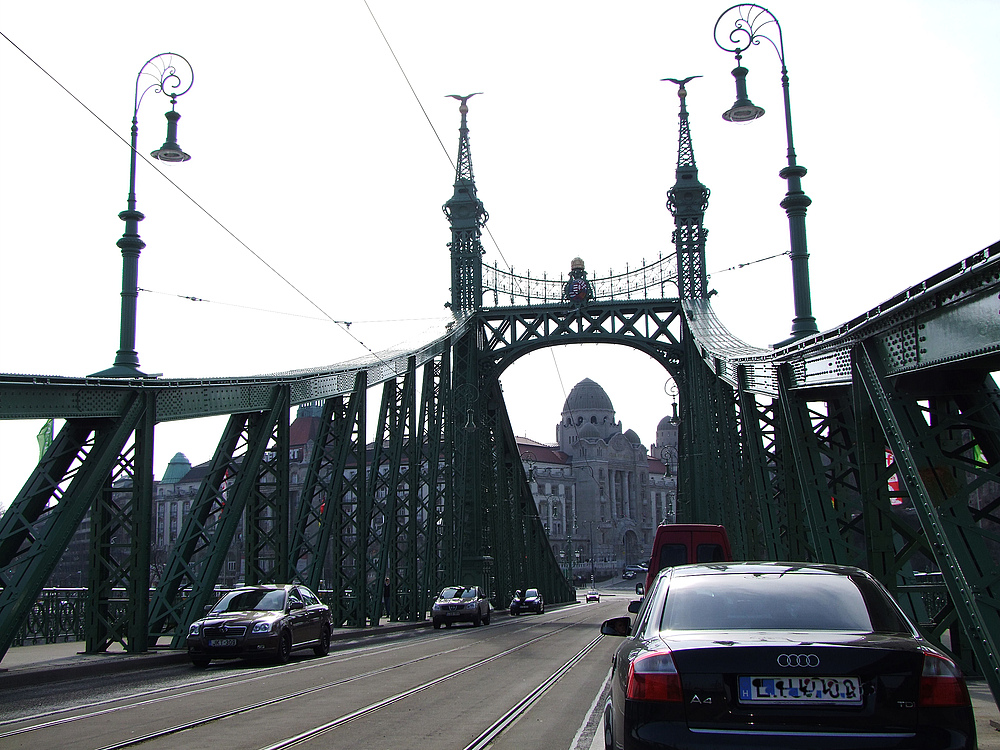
[{"x1": 691, "y1": 527, "x2": 731, "y2": 563}]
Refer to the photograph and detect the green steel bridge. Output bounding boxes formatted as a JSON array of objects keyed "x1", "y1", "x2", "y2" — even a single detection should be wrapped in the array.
[{"x1": 2, "y1": 79, "x2": 1000, "y2": 711}]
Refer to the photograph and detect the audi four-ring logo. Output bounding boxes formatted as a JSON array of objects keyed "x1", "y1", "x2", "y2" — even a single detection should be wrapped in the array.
[{"x1": 777, "y1": 653, "x2": 820, "y2": 668}]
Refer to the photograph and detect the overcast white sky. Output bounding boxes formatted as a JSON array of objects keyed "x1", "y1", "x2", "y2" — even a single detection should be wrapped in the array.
[{"x1": 1, "y1": 1, "x2": 998, "y2": 512}]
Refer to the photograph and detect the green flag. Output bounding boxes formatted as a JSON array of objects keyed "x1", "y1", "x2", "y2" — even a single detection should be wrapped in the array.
[{"x1": 36, "y1": 419, "x2": 53, "y2": 460}]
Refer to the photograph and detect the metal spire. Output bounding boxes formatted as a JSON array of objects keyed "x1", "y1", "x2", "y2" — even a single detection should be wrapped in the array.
[
  {"x1": 664, "y1": 77, "x2": 711, "y2": 300},
  {"x1": 443, "y1": 94, "x2": 489, "y2": 313},
  {"x1": 448, "y1": 93, "x2": 481, "y2": 184}
]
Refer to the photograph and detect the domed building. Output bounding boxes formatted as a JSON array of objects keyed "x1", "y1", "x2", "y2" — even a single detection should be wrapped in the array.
[{"x1": 518, "y1": 378, "x2": 676, "y2": 582}]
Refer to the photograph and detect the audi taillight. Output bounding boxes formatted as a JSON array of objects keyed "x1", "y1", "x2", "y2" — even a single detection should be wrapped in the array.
[
  {"x1": 919, "y1": 651, "x2": 970, "y2": 707},
  {"x1": 627, "y1": 650, "x2": 683, "y2": 702}
]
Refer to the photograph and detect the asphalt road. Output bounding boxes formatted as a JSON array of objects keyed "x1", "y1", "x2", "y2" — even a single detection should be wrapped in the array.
[
  {"x1": 3, "y1": 579, "x2": 998, "y2": 749},
  {"x1": 0, "y1": 597, "x2": 620, "y2": 750}
]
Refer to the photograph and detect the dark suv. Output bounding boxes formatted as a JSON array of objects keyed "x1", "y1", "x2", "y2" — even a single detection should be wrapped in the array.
[{"x1": 431, "y1": 585, "x2": 491, "y2": 628}]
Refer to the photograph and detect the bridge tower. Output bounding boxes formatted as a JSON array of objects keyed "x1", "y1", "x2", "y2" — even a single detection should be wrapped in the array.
[
  {"x1": 443, "y1": 93, "x2": 488, "y2": 314},
  {"x1": 664, "y1": 79, "x2": 747, "y2": 542},
  {"x1": 665, "y1": 76, "x2": 710, "y2": 301},
  {"x1": 442, "y1": 95, "x2": 492, "y2": 591}
]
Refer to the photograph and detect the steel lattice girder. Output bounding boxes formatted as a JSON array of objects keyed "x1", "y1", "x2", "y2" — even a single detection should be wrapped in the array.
[
  {"x1": 854, "y1": 340, "x2": 1000, "y2": 699},
  {"x1": 737, "y1": 367, "x2": 787, "y2": 561},
  {"x1": 778, "y1": 367, "x2": 859, "y2": 567},
  {"x1": 478, "y1": 301, "x2": 684, "y2": 365},
  {"x1": 366, "y1": 361, "x2": 416, "y2": 625},
  {"x1": 491, "y1": 388, "x2": 573, "y2": 603},
  {"x1": 0, "y1": 393, "x2": 147, "y2": 662},
  {"x1": 416, "y1": 356, "x2": 449, "y2": 618},
  {"x1": 86, "y1": 397, "x2": 155, "y2": 653},
  {"x1": 148, "y1": 387, "x2": 290, "y2": 648},
  {"x1": 330, "y1": 376, "x2": 369, "y2": 628},
  {"x1": 244, "y1": 390, "x2": 290, "y2": 585},
  {"x1": 677, "y1": 337, "x2": 744, "y2": 540}
]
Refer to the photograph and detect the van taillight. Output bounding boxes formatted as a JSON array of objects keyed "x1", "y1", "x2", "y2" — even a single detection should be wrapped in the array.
[
  {"x1": 919, "y1": 651, "x2": 970, "y2": 707},
  {"x1": 627, "y1": 651, "x2": 683, "y2": 702}
]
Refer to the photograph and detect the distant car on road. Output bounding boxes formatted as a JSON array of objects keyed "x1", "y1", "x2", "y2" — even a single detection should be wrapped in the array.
[
  {"x1": 601, "y1": 562, "x2": 975, "y2": 750},
  {"x1": 622, "y1": 565, "x2": 644, "y2": 580},
  {"x1": 432, "y1": 585, "x2": 491, "y2": 628},
  {"x1": 186, "y1": 584, "x2": 331, "y2": 668},
  {"x1": 511, "y1": 587, "x2": 544, "y2": 615},
  {"x1": 585, "y1": 590, "x2": 600, "y2": 603}
]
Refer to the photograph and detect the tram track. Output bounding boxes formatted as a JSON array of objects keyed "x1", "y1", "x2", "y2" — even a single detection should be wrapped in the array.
[{"x1": 1, "y1": 610, "x2": 598, "y2": 749}]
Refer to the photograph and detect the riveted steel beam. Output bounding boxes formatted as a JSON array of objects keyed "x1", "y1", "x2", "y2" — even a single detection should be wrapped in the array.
[
  {"x1": 0, "y1": 393, "x2": 146, "y2": 661},
  {"x1": 854, "y1": 340, "x2": 1000, "y2": 701}
]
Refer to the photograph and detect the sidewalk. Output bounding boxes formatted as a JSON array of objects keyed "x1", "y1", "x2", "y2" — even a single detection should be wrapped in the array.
[{"x1": 0, "y1": 619, "x2": 429, "y2": 690}]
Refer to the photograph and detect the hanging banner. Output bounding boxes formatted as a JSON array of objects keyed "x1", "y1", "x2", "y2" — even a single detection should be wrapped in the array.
[{"x1": 36, "y1": 419, "x2": 54, "y2": 460}]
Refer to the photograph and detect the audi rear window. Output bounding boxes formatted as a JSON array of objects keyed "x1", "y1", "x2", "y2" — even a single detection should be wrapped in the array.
[{"x1": 659, "y1": 572, "x2": 910, "y2": 633}]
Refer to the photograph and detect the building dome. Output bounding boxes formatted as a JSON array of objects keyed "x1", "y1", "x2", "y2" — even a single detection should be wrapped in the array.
[
  {"x1": 562, "y1": 378, "x2": 614, "y2": 414},
  {"x1": 161, "y1": 452, "x2": 191, "y2": 484},
  {"x1": 657, "y1": 415, "x2": 674, "y2": 432},
  {"x1": 624, "y1": 428, "x2": 642, "y2": 444},
  {"x1": 578, "y1": 422, "x2": 601, "y2": 439}
]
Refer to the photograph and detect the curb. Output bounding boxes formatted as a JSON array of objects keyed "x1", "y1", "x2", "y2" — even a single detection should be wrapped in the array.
[{"x1": 0, "y1": 621, "x2": 432, "y2": 690}]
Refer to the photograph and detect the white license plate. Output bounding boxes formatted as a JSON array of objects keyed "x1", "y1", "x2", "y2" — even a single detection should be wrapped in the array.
[
  {"x1": 208, "y1": 638, "x2": 237, "y2": 647},
  {"x1": 738, "y1": 676, "x2": 862, "y2": 704}
]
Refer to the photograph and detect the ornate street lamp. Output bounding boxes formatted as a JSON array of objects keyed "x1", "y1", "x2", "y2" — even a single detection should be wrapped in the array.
[
  {"x1": 714, "y1": 5, "x2": 818, "y2": 345},
  {"x1": 92, "y1": 53, "x2": 194, "y2": 378}
]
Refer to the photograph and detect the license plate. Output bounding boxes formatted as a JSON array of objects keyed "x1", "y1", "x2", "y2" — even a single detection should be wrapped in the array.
[
  {"x1": 738, "y1": 676, "x2": 862, "y2": 704},
  {"x1": 208, "y1": 638, "x2": 237, "y2": 647}
]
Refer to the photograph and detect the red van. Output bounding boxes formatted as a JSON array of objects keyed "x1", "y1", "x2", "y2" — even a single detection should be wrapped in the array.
[{"x1": 642, "y1": 524, "x2": 732, "y2": 593}]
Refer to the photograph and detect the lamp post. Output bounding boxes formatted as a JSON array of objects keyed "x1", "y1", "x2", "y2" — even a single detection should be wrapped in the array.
[
  {"x1": 714, "y1": 5, "x2": 818, "y2": 346},
  {"x1": 92, "y1": 53, "x2": 194, "y2": 378}
]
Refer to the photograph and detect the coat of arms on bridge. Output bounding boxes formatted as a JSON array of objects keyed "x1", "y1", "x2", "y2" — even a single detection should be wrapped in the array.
[{"x1": 563, "y1": 257, "x2": 593, "y2": 303}]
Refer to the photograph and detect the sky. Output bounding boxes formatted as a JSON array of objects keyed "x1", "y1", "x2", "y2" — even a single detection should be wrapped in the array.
[{"x1": 1, "y1": 1, "x2": 998, "y2": 512}]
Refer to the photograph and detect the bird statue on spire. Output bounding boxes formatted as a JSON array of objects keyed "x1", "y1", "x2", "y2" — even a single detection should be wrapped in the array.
[
  {"x1": 662, "y1": 76, "x2": 702, "y2": 97},
  {"x1": 447, "y1": 92, "x2": 483, "y2": 114}
]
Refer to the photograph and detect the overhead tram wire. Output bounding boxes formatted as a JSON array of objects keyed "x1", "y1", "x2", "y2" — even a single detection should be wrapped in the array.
[
  {"x1": 139, "y1": 286, "x2": 457, "y2": 327},
  {"x1": 363, "y1": 0, "x2": 511, "y2": 271},
  {"x1": 0, "y1": 30, "x2": 392, "y2": 368}
]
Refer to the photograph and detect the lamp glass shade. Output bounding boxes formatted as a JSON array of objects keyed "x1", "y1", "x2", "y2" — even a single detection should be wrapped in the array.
[
  {"x1": 722, "y1": 101, "x2": 765, "y2": 122},
  {"x1": 151, "y1": 145, "x2": 191, "y2": 162}
]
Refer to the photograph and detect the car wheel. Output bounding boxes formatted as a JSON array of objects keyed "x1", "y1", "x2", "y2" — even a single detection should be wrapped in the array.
[
  {"x1": 538, "y1": 605, "x2": 544, "y2": 614},
  {"x1": 445, "y1": 621, "x2": 452, "y2": 628},
  {"x1": 604, "y1": 700, "x2": 614, "y2": 750},
  {"x1": 276, "y1": 630, "x2": 293, "y2": 664},
  {"x1": 313, "y1": 625, "x2": 331, "y2": 657},
  {"x1": 433, "y1": 619, "x2": 442, "y2": 629},
  {"x1": 472, "y1": 612, "x2": 481, "y2": 627},
  {"x1": 191, "y1": 656, "x2": 210, "y2": 669},
  {"x1": 482, "y1": 609, "x2": 490, "y2": 625}
]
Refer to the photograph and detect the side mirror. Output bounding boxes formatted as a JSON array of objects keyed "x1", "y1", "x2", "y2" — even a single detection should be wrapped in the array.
[
  {"x1": 288, "y1": 600, "x2": 305, "y2": 611},
  {"x1": 635, "y1": 583, "x2": 644, "y2": 597},
  {"x1": 627, "y1": 600, "x2": 642, "y2": 614},
  {"x1": 601, "y1": 616, "x2": 632, "y2": 637}
]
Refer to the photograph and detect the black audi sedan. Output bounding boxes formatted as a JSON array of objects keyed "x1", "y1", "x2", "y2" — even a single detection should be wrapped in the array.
[
  {"x1": 601, "y1": 562, "x2": 975, "y2": 750},
  {"x1": 187, "y1": 584, "x2": 332, "y2": 668}
]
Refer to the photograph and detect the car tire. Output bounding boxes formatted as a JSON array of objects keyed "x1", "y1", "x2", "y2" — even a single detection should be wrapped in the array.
[
  {"x1": 191, "y1": 656, "x2": 210, "y2": 669},
  {"x1": 433, "y1": 619, "x2": 442, "y2": 630},
  {"x1": 538, "y1": 605, "x2": 544, "y2": 615},
  {"x1": 604, "y1": 700, "x2": 614, "y2": 750},
  {"x1": 276, "y1": 630, "x2": 293, "y2": 664},
  {"x1": 313, "y1": 625, "x2": 331, "y2": 657},
  {"x1": 482, "y1": 610, "x2": 490, "y2": 625},
  {"x1": 472, "y1": 612, "x2": 481, "y2": 627}
]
